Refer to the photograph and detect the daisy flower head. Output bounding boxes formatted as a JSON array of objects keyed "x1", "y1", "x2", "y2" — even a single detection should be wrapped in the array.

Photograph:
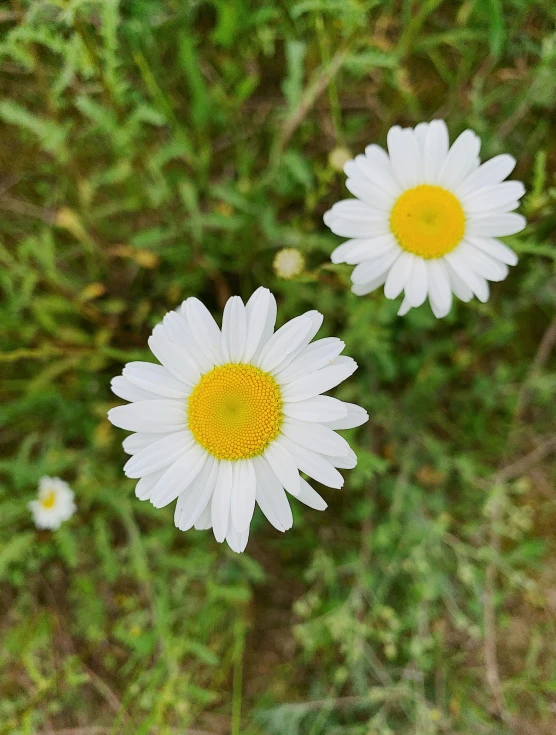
[
  {"x1": 324, "y1": 120, "x2": 526, "y2": 318},
  {"x1": 29, "y1": 476, "x2": 76, "y2": 530},
  {"x1": 273, "y1": 248, "x2": 305, "y2": 280},
  {"x1": 108, "y1": 288, "x2": 368, "y2": 553}
]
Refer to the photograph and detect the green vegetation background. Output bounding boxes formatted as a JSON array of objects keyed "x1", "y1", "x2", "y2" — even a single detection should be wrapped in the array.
[{"x1": 1, "y1": 1, "x2": 556, "y2": 733}]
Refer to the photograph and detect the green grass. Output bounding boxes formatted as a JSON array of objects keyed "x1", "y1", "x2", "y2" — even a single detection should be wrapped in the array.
[{"x1": 1, "y1": 1, "x2": 556, "y2": 733}]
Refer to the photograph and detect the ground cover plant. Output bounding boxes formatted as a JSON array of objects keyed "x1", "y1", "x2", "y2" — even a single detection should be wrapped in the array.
[{"x1": 1, "y1": 1, "x2": 556, "y2": 733}]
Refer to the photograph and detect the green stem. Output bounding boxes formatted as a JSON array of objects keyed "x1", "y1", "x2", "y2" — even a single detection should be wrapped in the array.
[{"x1": 231, "y1": 616, "x2": 245, "y2": 735}]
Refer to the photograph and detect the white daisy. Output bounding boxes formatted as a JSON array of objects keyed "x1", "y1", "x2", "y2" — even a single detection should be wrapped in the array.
[
  {"x1": 324, "y1": 120, "x2": 526, "y2": 318},
  {"x1": 108, "y1": 288, "x2": 368, "y2": 553},
  {"x1": 273, "y1": 248, "x2": 305, "y2": 279},
  {"x1": 29, "y1": 476, "x2": 76, "y2": 530}
]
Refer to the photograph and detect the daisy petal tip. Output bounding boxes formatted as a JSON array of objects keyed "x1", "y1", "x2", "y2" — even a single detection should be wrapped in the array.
[{"x1": 397, "y1": 299, "x2": 412, "y2": 317}]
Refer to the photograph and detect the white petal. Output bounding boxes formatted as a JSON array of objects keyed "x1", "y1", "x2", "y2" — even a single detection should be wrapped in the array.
[
  {"x1": 413, "y1": 122, "x2": 429, "y2": 154},
  {"x1": 297, "y1": 478, "x2": 327, "y2": 511},
  {"x1": 444, "y1": 251, "x2": 489, "y2": 302},
  {"x1": 194, "y1": 500, "x2": 213, "y2": 530},
  {"x1": 362, "y1": 143, "x2": 401, "y2": 197},
  {"x1": 426, "y1": 259, "x2": 452, "y2": 316},
  {"x1": 438, "y1": 130, "x2": 481, "y2": 189},
  {"x1": 277, "y1": 436, "x2": 344, "y2": 489},
  {"x1": 135, "y1": 469, "x2": 165, "y2": 501},
  {"x1": 458, "y1": 241, "x2": 509, "y2": 282},
  {"x1": 344, "y1": 155, "x2": 398, "y2": 207},
  {"x1": 221, "y1": 295, "x2": 246, "y2": 363},
  {"x1": 148, "y1": 326, "x2": 200, "y2": 386},
  {"x1": 226, "y1": 521, "x2": 249, "y2": 553},
  {"x1": 244, "y1": 287, "x2": 277, "y2": 362},
  {"x1": 123, "y1": 362, "x2": 189, "y2": 399},
  {"x1": 488, "y1": 200, "x2": 520, "y2": 214},
  {"x1": 323, "y1": 200, "x2": 390, "y2": 238},
  {"x1": 211, "y1": 461, "x2": 233, "y2": 542},
  {"x1": 283, "y1": 395, "x2": 348, "y2": 423},
  {"x1": 275, "y1": 338, "x2": 345, "y2": 384},
  {"x1": 466, "y1": 236, "x2": 518, "y2": 266},
  {"x1": 397, "y1": 297, "x2": 412, "y2": 316},
  {"x1": 282, "y1": 418, "x2": 350, "y2": 457},
  {"x1": 255, "y1": 485, "x2": 286, "y2": 532},
  {"x1": 387, "y1": 126, "x2": 421, "y2": 189},
  {"x1": 466, "y1": 213, "x2": 526, "y2": 237},
  {"x1": 328, "y1": 448, "x2": 357, "y2": 469},
  {"x1": 282, "y1": 362, "x2": 357, "y2": 402},
  {"x1": 423, "y1": 120, "x2": 449, "y2": 182},
  {"x1": 264, "y1": 441, "x2": 300, "y2": 496},
  {"x1": 456, "y1": 154, "x2": 516, "y2": 198},
  {"x1": 124, "y1": 431, "x2": 192, "y2": 478},
  {"x1": 111, "y1": 376, "x2": 159, "y2": 403},
  {"x1": 384, "y1": 251, "x2": 414, "y2": 299},
  {"x1": 253, "y1": 456, "x2": 293, "y2": 532},
  {"x1": 325, "y1": 199, "x2": 385, "y2": 220},
  {"x1": 256, "y1": 315, "x2": 314, "y2": 373},
  {"x1": 175, "y1": 456, "x2": 218, "y2": 531},
  {"x1": 351, "y1": 271, "x2": 388, "y2": 296},
  {"x1": 122, "y1": 432, "x2": 161, "y2": 455},
  {"x1": 150, "y1": 445, "x2": 207, "y2": 508},
  {"x1": 325, "y1": 217, "x2": 391, "y2": 240},
  {"x1": 333, "y1": 355, "x2": 356, "y2": 367},
  {"x1": 462, "y1": 181, "x2": 525, "y2": 214},
  {"x1": 322, "y1": 402, "x2": 369, "y2": 430},
  {"x1": 350, "y1": 246, "x2": 400, "y2": 285},
  {"x1": 231, "y1": 459, "x2": 256, "y2": 533},
  {"x1": 162, "y1": 311, "x2": 213, "y2": 373},
  {"x1": 445, "y1": 261, "x2": 473, "y2": 302},
  {"x1": 405, "y1": 256, "x2": 428, "y2": 307},
  {"x1": 183, "y1": 297, "x2": 225, "y2": 366},
  {"x1": 330, "y1": 234, "x2": 397, "y2": 265},
  {"x1": 345, "y1": 171, "x2": 395, "y2": 211},
  {"x1": 323, "y1": 215, "x2": 384, "y2": 240},
  {"x1": 108, "y1": 400, "x2": 186, "y2": 433},
  {"x1": 429, "y1": 294, "x2": 450, "y2": 319},
  {"x1": 271, "y1": 311, "x2": 324, "y2": 374}
]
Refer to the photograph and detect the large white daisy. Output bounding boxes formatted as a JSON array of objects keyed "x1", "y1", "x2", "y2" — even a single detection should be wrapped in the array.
[
  {"x1": 108, "y1": 288, "x2": 368, "y2": 553},
  {"x1": 324, "y1": 120, "x2": 526, "y2": 318}
]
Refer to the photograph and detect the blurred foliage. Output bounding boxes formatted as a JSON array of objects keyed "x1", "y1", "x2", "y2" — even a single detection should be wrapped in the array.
[{"x1": 1, "y1": 0, "x2": 556, "y2": 733}]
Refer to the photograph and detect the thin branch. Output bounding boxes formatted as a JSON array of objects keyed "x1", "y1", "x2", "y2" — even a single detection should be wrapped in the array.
[
  {"x1": 0, "y1": 194, "x2": 54, "y2": 223},
  {"x1": 277, "y1": 46, "x2": 350, "y2": 154},
  {"x1": 514, "y1": 314, "x2": 556, "y2": 424},
  {"x1": 485, "y1": 436, "x2": 556, "y2": 486}
]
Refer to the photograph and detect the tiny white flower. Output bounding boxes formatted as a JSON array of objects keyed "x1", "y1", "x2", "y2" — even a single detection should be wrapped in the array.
[
  {"x1": 108, "y1": 288, "x2": 368, "y2": 553},
  {"x1": 273, "y1": 248, "x2": 305, "y2": 279},
  {"x1": 328, "y1": 146, "x2": 352, "y2": 172},
  {"x1": 29, "y1": 476, "x2": 76, "y2": 530},
  {"x1": 324, "y1": 120, "x2": 526, "y2": 318}
]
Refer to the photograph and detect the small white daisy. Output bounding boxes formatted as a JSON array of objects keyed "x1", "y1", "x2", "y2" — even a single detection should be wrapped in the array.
[
  {"x1": 29, "y1": 476, "x2": 76, "y2": 530},
  {"x1": 324, "y1": 120, "x2": 526, "y2": 318},
  {"x1": 273, "y1": 248, "x2": 305, "y2": 280},
  {"x1": 108, "y1": 288, "x2": 368, "y2": 553}
]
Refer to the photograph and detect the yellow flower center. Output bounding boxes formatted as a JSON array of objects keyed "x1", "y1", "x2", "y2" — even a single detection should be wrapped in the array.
[
  {"x1": 41, "y1": 490, "x2": 56, "y2": 509},
  {"x1": 390, "y1": 184, "x2": 465, "y2": 259},
  {"x1": 187, "y1": 363, "x2": 283, "y2": 461}
]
